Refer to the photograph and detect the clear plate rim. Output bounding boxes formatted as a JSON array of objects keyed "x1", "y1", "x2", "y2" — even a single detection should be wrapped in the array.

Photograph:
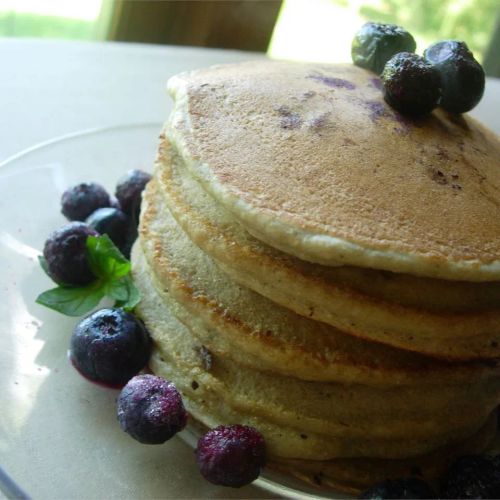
[{"x1": 0, "y1": 122, "x2": 162, "y2": 171}]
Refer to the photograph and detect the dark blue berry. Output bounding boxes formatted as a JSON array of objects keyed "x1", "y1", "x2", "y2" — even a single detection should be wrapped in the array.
[
  {"x1": 117, "y1": 374, "x2": 187, "y2": 444},
  {"x1": 86, "y1": 207, "x2": 131, "y2": 254},
  {"x1": 196, "y1": 424, "x2": 266, "y2": 488},
  {"x1": 440, "y1": 455, "x2": 500, "y2": 499},
  {"x1": 61, "y1": 182, "x2": 112, "y2": 221},
  {"x1": 352, "y1": 22, "x2": 416, "y2": 75},
  {"x1": 70, "y1": 308, "x2": 151, "y2": 386},
  {"x1": 43, "y1": 222, "x2": 98, "y2": 286},
  {"x1": 424, "y1": 40, "x2": 485, "y2": 114},
  {"x1": 115, "y1": 170, "x2": 151, "y2": 224},
  {"x1": 381, "y1": 52, "x2": 441, "y2": 117},
  {"x1": 359, "y1": 477, "x2": 436, "y2": 499}
]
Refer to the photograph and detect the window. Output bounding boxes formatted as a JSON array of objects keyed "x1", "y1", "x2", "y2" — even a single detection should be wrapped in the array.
[
  {"x1": 0, "y1": 0, "x2": 106, "y2": 40},
  {"x1": 269, "y1": 0, "x2": 499, "y2": 71}
]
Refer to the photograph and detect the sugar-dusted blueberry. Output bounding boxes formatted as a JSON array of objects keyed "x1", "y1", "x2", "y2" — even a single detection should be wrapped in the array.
[
  {"x1": 70, "y1": 308, "x2": 151, "y2": 386},
  {"x1": 381, "y1": 52, "x2": 441, "y2": 116},
  {"x1": 440, "y1": 455, "x2": 500, "y2": 499},
  {"x1": 86, "y1": 207, "x2": 131, "y2": 254},
  {"x1": 115, "y1": 170, "x2": 151, "y2": 224},
  {"x1": 117, "y1": 374, "x2": 187, "y2": 444},
  {"x1": 424, "y1": 40, "x2": 485, "y2": 114},
  {"x1": 352, "y1": 22, "x2": 416, "y2": 75},
  {"x1": 43, "y1": 222, "x2": 98, "y2": 286},
  {"x1": 196, "y1": 424, "x2": 266, "y2": 488},
  {"x1": 359, "y1": 477, "x2": 436, "y2": 499},
  {"x1": 61, "y1": 182, "x2": 112, "y2": 221}
]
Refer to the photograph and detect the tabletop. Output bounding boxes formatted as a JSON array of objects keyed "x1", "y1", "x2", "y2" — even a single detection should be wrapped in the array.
[
  {"x1": 0, "y1": 39, "x2": 267, "y2": 163},
  {"x1": 0, "y1": 39, "x2": 499, "y2": 500},
  {"x1": 1, "y1": 39, "x2": 499, "y2": 164}
]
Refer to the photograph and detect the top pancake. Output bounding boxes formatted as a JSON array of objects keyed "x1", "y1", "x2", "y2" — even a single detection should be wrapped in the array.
[{"x1": 167, "y1": 60, "x2": 500, "y2": 281}]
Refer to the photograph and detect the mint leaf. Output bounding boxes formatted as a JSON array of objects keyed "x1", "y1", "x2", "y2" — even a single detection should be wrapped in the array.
[
  {"x1": 86, "y1": 234, "x2": 130, "y2": 280},
  {"x1": 107, "y1": 275, "x2": 141, "y2": 311},
  {"x1": 37, "y1": 233, "x2": 140, "y2": 317},
  {"x1": 36, "y1": 283, "x2": 105, "y2": 317},
  {"x1": 104, "y1": 278, "x2": 129, "y2": 302}
]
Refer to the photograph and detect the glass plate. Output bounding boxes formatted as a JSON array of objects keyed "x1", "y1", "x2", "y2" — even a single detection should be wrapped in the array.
[{"x1": 0, "y1": 124, "x2": 340, "y2": 500}]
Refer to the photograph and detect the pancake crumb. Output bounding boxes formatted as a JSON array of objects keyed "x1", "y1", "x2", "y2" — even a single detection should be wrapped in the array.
[{"x1": 194, "y1": 345, "x2": 213, "y2": 371}]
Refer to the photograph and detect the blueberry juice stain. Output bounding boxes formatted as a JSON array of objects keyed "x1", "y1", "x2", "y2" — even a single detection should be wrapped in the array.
[
  {"x1": 67, "y1": 349, "x2": 125, "y2": 390},
  {"x1": 306, "y1": 74, "x2": 356, "y2": 90}
]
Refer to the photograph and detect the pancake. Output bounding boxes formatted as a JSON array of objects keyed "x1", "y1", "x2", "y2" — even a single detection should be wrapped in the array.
[
  {"x1": 133, "y1": 242, "x2": 497, "y2": 460},
  {"x1": 138, "y1": 178, "x2": 500, "y2": 387},
  {"x1": 155, "y1": 134, "x2": 500, "y2": 359},
  {"x1": 133, "y1": 179, "x2": 500, "y2": 451},
  {"x1": 167, "y1": 60, "x2": 500, "y2": 281},
  {"x1": 132, "y1": 60, "x2": 500, "y2": 494},
  {"x1": 132, "y1": 243, "x2": 498, "y2": 494},
  {"x1": 157, "y1": 135, "x2": 500, "y2": 314},
  {"x1": 268, "y1": 419, "x2": 498, "y2": 495}
]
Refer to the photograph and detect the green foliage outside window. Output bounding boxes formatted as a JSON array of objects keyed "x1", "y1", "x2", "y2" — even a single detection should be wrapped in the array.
[
  {"x1": 0, "y1": 11, "x2": 95, "y2": 39},
  {"x1": 353, "y1": 0, "x2": 498, "y2": 62}
]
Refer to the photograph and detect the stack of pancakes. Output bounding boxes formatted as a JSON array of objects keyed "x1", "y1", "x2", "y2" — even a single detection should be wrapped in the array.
[{"x1": 132, "y1": 60, "x2": 500, "y2": 493}]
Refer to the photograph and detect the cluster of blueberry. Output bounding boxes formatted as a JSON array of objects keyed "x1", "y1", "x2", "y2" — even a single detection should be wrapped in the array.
[
  {"x1": 40, "y1": 170, "x2": 155, "y2": 389},
  {"x1": 352, "y1": 22, "x2": 485, "y2": 117},
  {"x1": 44, "y1": 170, "x2": 150, "y2": 287},
  {"x1": 359, "y1": 454, "x2": 500, "y2": 499},
  {"x1": 39, "y1": 171, "x2": 267, "y2": 489},
  {"x1": 71, "y1": 315, "x2": 265, "y2": 488},
  {"x1": 118, "y1": 374, "x2": 266, "y2": 488}
]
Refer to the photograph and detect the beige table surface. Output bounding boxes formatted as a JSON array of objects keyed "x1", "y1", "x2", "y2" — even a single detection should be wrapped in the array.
[{"x1": 0, "y1": 39, "x2": 498, "y2": 500}]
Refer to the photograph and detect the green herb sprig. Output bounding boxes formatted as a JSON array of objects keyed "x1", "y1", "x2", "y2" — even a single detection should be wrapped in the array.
[{"x1": 36, "y1": 234, "x2": 140, "y2": 316}]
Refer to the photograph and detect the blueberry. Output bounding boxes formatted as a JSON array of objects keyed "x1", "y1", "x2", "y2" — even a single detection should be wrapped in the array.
[
  {"x1": 115, "y1": 170, "x2": 151, "y2": 224},
  {"x1": 70, "y1": 308, "x2": 151, "y2": 386},
  {"x1": 440, "y1": 455, "x2": 500, "y2": 499},
  {"x1": 43, "y1": 222, "x2": 98, "y2": 286},
  {"x1": 424, "y1": 40, "x2": 485, "y2": 114},
  {"x1": 352, "y1": 22, "x2": 416, "y2": 75},
  {"x1": 86, "y1": 207, "x2": 131, "y2": 254},
  {"x1": 195, "y1": 424, "x2": 266, "y2": 488},
  {"x1": 381, "y1": 52, "x2": 441, "y2": 117},
  {"x1": 61, "y1": 183, "x2": 112, "y2": 221},
  {"x1": 359, "y1": 477, "x2": 436, "y2": 499},
  {"x1": 117, "y1": 374, "x2": 187, "y2": 444}
]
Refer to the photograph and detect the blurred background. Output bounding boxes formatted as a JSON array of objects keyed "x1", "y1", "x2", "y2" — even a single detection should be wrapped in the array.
[{"x1": 1, "y1": 0, "x2": 499, "y2": 76}]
